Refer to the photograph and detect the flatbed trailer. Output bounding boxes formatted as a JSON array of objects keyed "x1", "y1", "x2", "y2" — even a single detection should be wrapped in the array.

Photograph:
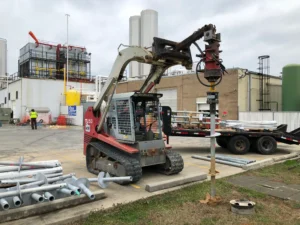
[{"x1": 161, "y1": 107, "x2": 300, "y2": 155}]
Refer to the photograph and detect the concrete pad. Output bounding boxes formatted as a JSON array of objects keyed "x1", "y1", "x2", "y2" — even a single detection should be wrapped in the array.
[
  {"x1": 287, "y1": 184, "x2": 300, "y2": 191},
  {"x1": 0, "y1": 190, "x2": 106, "y2": 223},
  {"x1": 145, "y1": 173, "x2": 207, "y2": 192},
  {"x1": 249, "y1": 184, "x2": 276, "y2": 194},
  {"x1": 226, "y1": 175, "x2": 264, "y2": 188},
  {"x1": 289, "y1": 192, "x2": 300, "y2": 202},
  {"x1": 258, "y1": 180, "x2": 285, "y2": 189},
  {"x1": 267, "y1": 187, "x2": 300, "y2": 199},
  {"x1": 242, "y1": 158, "x2": 274, "y2": 170},
  {"x1": 273, "y1": 153, "x2": 300, "y2": 162}
]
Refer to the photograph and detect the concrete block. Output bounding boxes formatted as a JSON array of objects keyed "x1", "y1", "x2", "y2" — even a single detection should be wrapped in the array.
[
  {"x1": 273, "y1": 153, "x2": 300, "y2": 162},
  {"x1": 0, "y1": 190, "x2": 106, "y2": 223},
  {"x1": 145, "y1": 173, "x2": 207, "y2": 192},
  {"x1": 242, "y1": 159, "x2": 274, "y2": 171}
]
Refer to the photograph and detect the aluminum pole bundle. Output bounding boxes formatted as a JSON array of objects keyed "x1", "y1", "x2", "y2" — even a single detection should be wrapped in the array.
[
  {"x1": 207, "y1": 155, "x2": 256, "y2": 164},
  {"x1": 0, "y1": 160, "x2": 61, "y2": 168},
  {"x1": 192, "y1": 155, "x2": 244, "y2": 168},
  {"x1": 1, "y1": 173, "x2": 74, "y2": 185},
  {"x1": 0, "y1": 183, "x2": 67, "y2": 199},
  {"x1": 0, "y1": 167, "x2": 63, "y2": 180}
]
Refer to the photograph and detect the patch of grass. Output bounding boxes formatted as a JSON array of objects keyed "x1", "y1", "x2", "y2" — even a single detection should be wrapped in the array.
[
  {"x1": 248, "y1": 159, "x2": 300, "y2": 184},
  {"x1": 199, "y1": 218, "x2": 218, "y2": 225},
  {"x1": 237, "y1": 186, "x2": 266, "y2": 198}
]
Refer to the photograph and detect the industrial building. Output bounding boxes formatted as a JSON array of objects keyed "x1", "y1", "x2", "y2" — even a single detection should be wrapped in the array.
[
  {"x1": 116, "y1": 68, "x2": 282, "y2": 120},
  {"x1": 129, "y1": 9, "x2": 158, "y2": 78},
  {"x1": 19, "y1": 32, "x2": 91, "y2": 80},
  {"x1": 0, "y1": 34, "x2": 95, "y2": 124}
]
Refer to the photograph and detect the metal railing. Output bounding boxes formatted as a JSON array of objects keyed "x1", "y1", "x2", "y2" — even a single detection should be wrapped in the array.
[{"x1": 19, "y1": 70, "x2": 95, "y2": 82}]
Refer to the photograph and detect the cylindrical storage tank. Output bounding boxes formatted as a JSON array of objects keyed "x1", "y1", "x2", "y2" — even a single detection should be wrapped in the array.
[
  {"x1": 129, "y1": 16, "x2": 141, "y2": 78},
  {"x1": 66, "y1": 90, "x2": 80, "y2": 106},
  {"x1": 282, "y1": 64, "x2": 300, "y2": 111},
  {"x1": 0, "y1": 38, "x2": 7, "y2": 76},
  {"x1": 141, "y1": 9, "x2": 158, "y2": 76}
]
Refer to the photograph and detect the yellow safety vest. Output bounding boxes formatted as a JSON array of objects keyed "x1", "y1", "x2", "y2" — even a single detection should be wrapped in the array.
[{"x1": 30, "y1": 111, "x2": 38, "y2": 119}]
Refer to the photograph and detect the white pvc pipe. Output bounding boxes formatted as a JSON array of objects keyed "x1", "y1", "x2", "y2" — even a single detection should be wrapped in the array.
[
  {"x1": 0, "y1": 167, "x2": 63, "y2": 180},
  {"x1": 0, "y1": 160, "x2": 61, "y2": 168},
  {"x1": 1, "y1": 172, "x2": 67, "y2": 184}
]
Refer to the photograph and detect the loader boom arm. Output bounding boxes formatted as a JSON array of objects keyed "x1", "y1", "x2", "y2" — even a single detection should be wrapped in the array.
[{"x1": 94, "y1": 24, "x2": 221, "y2": 132}]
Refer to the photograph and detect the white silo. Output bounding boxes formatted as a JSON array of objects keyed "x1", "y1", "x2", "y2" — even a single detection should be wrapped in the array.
[
  {"x1": 129, "y1": 16, "x2": 141, "y2": 78},
  {"x1": 140, "y1": 9, "x2": 158, "y2": 76},
  {"x1": 0, "y1": 38, "x2": 7, "y2": 76}
]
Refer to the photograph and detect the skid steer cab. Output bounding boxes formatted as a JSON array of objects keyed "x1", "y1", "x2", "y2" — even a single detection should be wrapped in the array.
[{"x1": 83, "y1": 92, "x2": 184, "y2": 183}]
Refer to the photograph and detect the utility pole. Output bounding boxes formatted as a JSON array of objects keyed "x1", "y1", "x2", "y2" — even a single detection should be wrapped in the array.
[{"x1": 65, "y1": 14, "x2": 70, "y2": 88}]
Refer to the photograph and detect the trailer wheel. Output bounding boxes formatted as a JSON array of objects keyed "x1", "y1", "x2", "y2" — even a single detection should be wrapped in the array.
[
  {"x1": 216, "y1": 137, "x2": 228, "y2": 148},
  {"x1": 256, "y1": 136, "x2": 277, "y2": 155},
  {"x1": 228, "y1": 135, "x2": 250, "y2": 154}
]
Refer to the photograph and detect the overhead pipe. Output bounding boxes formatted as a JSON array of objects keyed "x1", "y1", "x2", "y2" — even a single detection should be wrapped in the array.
[
  {"x1": 29, "y1": 31, "x2": 86, "y2": 51},
  {"x1": 29, "y1": 31, "x2": 39, "y2": 46}
]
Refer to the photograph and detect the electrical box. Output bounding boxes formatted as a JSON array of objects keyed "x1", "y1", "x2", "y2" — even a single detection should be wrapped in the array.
[{"x1": 0, "y1": 108, "x2": 12, "y2": 123}]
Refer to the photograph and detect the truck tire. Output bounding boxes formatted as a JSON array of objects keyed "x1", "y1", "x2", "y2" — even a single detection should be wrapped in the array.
[
  {"x1": 228, "y1": 135, "x2": 250, "y2": 154},
  {"x1": 216, "y1": 137, "x2": 228, "y2": 148},
  {"x1": 256, "y1": 136, "x2": 277, "y2": 155}
]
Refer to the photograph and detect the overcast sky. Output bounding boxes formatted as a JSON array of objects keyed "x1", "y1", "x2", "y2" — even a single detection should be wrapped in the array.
[{"x1": 0, "y1": 0, "x2": 299, "y2": 76}]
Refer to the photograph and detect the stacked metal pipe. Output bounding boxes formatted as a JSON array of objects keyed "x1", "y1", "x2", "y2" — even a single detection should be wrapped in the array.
[
  {"x1": 0, "y1": 157, "x2": 134, "y2": 211},
  {"x1": 192, "y1": 154, "x2": 256, "y2": 168},
  {"x1": 0, "y1": 157, "x2": 96, "y2": 211}
]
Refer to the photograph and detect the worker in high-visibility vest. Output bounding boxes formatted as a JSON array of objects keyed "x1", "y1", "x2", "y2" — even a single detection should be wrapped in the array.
[{"x1": 30, "y1": 109, "x2": 38, "y2": 130}]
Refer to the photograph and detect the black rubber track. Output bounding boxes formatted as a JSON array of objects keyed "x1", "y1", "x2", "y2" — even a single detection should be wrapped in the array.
[
  {"x1": 160, "y1": 151, "x2": 184, "y2": 175},
  {"x1": 87, "y1": 141, "x2": 142, "y2": 184}
]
